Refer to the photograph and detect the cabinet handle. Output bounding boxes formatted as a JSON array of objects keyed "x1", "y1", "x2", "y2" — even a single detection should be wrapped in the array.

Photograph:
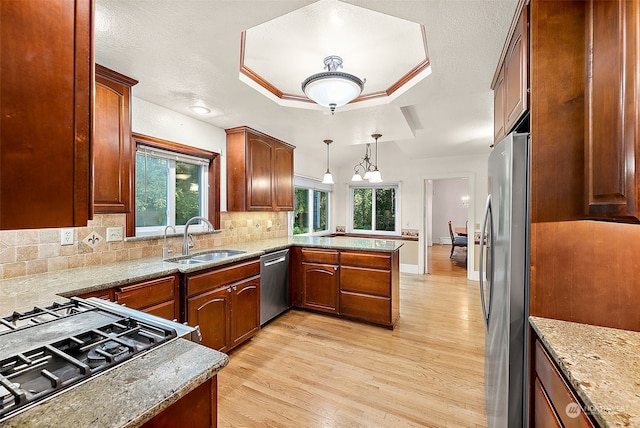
[
  {"x1": 334, "y1": 266, "x2": 338, "y2": 271},
  {"x1": 232, "y1": 285, "x2": 237, "y2": 291},
  {"x1": 227, "y1": 287, "x2": 231, "y2": 293}
]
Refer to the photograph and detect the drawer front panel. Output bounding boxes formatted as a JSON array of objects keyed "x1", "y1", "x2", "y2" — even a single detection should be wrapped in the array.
[
  {"x1": 187, "y1": 260, "x2": 260, "y2": 297},
  {"x1": 142, "y1": 299, "x2": 177, "y2": 321},
  {"x1": 340, "y1": 251, "x2": 391, "y2": 269},
  {"x1": 340, "y1": 291, "x2": 390, "y2": 325},
  {"x1": 116, "y1": 275, "x2": 176, "y2": 309},
  {"x1": 301, "y1": 248, "x2": 339, "y2": 264},
  {"x1": 534, "y1": 377, "x2": 562, "y2": 427},
  {"x1": 535, "y1": 340, "x2": 595, "y2": 428},
  {"x1": 340, "y1": 266, "x2": 390, "y2": 297}
]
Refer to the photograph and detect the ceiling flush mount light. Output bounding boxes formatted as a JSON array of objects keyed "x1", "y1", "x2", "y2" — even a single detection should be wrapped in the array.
[
  {"x1": 322, "y1": 139, "x2": 335, "y2": 184},
  {"x1": 368, "y1": 133, "x2": 383, "y2": 183},
  {"x1": 189, "y1": 105, "x2": 211, "y2": 115},
  {"x1": 301, "y1": 55, "x2": 365, "y2": 115}
]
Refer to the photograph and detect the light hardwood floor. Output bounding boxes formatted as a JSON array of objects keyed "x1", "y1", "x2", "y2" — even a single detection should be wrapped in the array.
[{"x1": 218, "y1": 244, "x2": 486, "y2": 427}]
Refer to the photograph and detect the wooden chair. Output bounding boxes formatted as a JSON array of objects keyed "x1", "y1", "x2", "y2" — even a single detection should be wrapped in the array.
[{"x1": 448, "y1": 220, "x2": 468, "y2": 259}]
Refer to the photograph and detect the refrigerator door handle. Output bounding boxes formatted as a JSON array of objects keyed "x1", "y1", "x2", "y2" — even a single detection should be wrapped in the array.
[{"x1": 479, "y1": 194, "x2": 492, "y2": 330}]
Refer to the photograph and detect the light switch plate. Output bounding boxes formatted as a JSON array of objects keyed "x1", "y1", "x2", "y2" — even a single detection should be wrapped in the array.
[
  {"x1": 60, "y1": 228, "x2": 74, "y2": 246},
  {"x1": 106, "y1": 227, "x2": 123, "y2": 242}
]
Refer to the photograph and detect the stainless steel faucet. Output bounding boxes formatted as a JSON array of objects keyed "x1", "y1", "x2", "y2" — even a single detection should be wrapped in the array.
[
  {"x1": 182, "y1": 216, "x2": 214, "y2": 255},
  {"x1": 162, "y1": 225, "x2": 176, "y2": 259}
]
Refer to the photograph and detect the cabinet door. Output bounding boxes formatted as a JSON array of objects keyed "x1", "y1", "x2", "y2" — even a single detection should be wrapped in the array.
[
  {"x1": 230, "y1": 276, "x2": 260, "y2": 348},
  {"x1": 302, "y1": 263, "x2": 339, "y2": 314},
  {"x1": 247, "y1": 134, "x2": 274, "y2": 210},
  {"x1": 493, "y1": 67, "x2": 506, "y2": 144},
  {"x1": 504, "y1": 7, "x2": 528, "y2": 132},
  {"x1": 94, "y1": 65, "x2": 137, "y2": 214},
  {"x1": 187, "y1": 286, "x2": 231, "y2": 353},
  {"x1": 585, "y1": 0, "x2": 640, "y2": 221},
  {"x1": 0, "y1": 0, "x2": 91, "y2": 229},
  {"x1": 274, "y1": 141, "x2": 294, "y2": 210}
]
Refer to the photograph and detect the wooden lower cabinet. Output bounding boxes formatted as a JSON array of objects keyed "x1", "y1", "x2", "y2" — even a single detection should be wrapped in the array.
[
  {"x1": 300, "y1": 248, "x2": 340, "y2": 314},
  {"x1": 115, "y1": 275, "x2": 179, "y2": 321},
  {"x1": 76, "y1": 275, "x2": 179, "y2": 321},
  {"x1": 141, "y1": 376, "x2": 218, "y2": 428},
  {"x1": 531, "y1": 337, "x2": 596, "y2": 427},
  {"x1": 339, "y1": 250, "x2": 400, "y2": 328},
  {"x1": 293, "y1": 248, "x2": 400, "y2": 328},
  {"x1": 185, "y1": 259, "x2": 260, "y2": 353},
  {"x1": 301, "y1": 263, "x2": 339, "y2": 314}
]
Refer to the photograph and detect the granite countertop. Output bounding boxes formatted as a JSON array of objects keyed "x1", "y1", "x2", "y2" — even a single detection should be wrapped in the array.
[
  {"x1": 0, "y1": 235, "x2": 404, "y2": 314},
  {"x1": 2, "y1": 339, "x2": 229, "y2": 428},
  {"x1": 530, "y1": 316, "x2": 640, "y2": 427}
]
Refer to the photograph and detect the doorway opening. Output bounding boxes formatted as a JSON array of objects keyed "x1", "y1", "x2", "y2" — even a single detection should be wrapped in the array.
[{"x1": 420, "y1": 173, "x2": 477, "y2": 281}]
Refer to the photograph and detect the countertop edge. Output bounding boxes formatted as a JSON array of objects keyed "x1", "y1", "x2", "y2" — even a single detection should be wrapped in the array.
[{"x1": 529, "y1": 316, "x2": 638, "y2": 428}]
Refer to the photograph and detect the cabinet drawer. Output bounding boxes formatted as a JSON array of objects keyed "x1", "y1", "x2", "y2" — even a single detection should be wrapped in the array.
[
  {"x1": 340, "y1": 291, "x2": 391, "y2": 325},
  {"x1": 301, "y1": 248, "x2": 339, "y2": 264},
  {"x1": 534, "y1": 377, "x2": 562, "y2": 427},
  {"x1": 77, "y1": 288, "x2": 115, "y2": 301},
  {"x1": 142, "y1": 300, "x2": 177, "y2": 321},
  {"x1": 187, "y1": 259, "x2": 260, "y2": 297},
  {"x1": 115, "y1": 276, "x2": 176, "y2": 310},
  {"x1": 340, "y1": 251, "x2": 391, "y2": 269},
  {"x1": 535, "y1": 341, "x2": 595, "y2": 428},
  {"x1": 340, "y1": 266, "x2": 390, "y2": 297}
]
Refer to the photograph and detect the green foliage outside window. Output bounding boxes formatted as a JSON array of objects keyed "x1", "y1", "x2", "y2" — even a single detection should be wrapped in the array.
[
  {"x1": 135, "y1": 154, "x2": 202, "y2": 228},
  {"x1": 136, "y1": 155, "x2": 168, "y2": 227},
  {"x1": 293, "y1": 188, "x2": 309, "y2": 235},
  {"x1": 352, "y1": 187, "x2": 396, "y2": 232}
]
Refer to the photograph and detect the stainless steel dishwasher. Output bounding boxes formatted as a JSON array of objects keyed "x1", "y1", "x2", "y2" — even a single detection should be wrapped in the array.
[{"x1": 260, "y1": 249, "x2": 289, "y2": 325}]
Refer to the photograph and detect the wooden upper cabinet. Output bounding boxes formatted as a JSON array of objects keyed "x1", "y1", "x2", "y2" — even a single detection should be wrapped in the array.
[
  {"x1": 492, "y1": 5, "x2": 528, "y2": 144},
  {"x1": 493, "y1": 67, "x2": 506, "y2": 143},
  {"x1": 274, "y1": 141, "x2": 294, "y2": 210},
  {"x1": 504, "y1": 8, "x2": 528, "y2": 132},
  {"x1": 226, "y1": 126, "x2": 295, "y2": 212},
  {"x1": 0, "y1": 0, "x2": 92, "y2": 229},
  {"x1": 585, "y1": 0, "x2": 640, "y2": 222},
  {"x1": 93, "y1": 65, "x2": 138, "y2": 214}
]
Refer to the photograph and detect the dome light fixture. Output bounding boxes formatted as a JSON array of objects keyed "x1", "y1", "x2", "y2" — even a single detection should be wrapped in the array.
[
  {"x1": 189, "y1": 105, "x2": 211, "y2": 115},
  {"x1": 301, "y1": 55, "x2": 365, "y2": 115}
]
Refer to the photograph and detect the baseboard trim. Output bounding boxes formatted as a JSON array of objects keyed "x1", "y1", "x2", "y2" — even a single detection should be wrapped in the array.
[{"x1": 401, "y1": 263, "x2": 420, "y2": 274}]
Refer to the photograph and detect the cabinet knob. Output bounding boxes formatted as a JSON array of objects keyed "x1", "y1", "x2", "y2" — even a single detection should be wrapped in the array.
[
  {"x1": 232, "y1": 285, "x2": 237, "y2": 291},
  {"x1": 334, "y1": 266, "x2": 338, "y2": 271}
]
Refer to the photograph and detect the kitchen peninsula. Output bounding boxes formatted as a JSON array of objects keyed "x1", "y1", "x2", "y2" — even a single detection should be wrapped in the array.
[{"x1": 0, "y1": 235, "x2": 402, "y2": 427}]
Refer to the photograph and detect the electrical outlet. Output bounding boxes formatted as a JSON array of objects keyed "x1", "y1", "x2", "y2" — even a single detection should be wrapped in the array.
[
  {"x1": 106, "y1": 227, "x2": 123, "y2": 242},
  {"x1": 60, "y1": 228, "x2": 74, "y2": 246}
]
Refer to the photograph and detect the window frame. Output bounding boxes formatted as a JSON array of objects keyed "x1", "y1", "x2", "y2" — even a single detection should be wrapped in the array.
[
  {"x1": 292, "y1": 176, "x2": 332, "y2": 236},
  {"x1": 129, "y1": 133, "x2": 220, "y2": 238},
  {"x1": 348, "y1": 183, "x2": 401, "y2": 236}
]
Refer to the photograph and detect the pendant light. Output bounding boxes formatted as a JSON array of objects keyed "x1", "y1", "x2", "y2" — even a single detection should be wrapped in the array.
[
  {"x1": 322, "y1": 139, "x2": 334, "y2": 184},
  {"x1": 351, "y1": 143, "x2": 373, "y2": 181},
  {"x1": 302, "y1": 56, "x2": 365, "y2": 115},
  {"x1": 368, "y1": 133, "x2": 383, "y2": 183}
]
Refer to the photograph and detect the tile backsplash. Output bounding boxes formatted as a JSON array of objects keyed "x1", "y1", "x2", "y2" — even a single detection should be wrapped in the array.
[{"x1": 0, "y1": 212, "x2": 289, "y2": 279}]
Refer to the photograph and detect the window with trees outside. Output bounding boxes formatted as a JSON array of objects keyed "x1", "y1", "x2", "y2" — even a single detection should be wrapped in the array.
[
  {"x1": 293, "y1": 185, "x2": 330, "y2": 235},
  {"x1": 135, "y1": 143, "x2": 212, "y2": 236},
  {"x1": 350, "y1": 185, "x2": 399, "y2": 234}
]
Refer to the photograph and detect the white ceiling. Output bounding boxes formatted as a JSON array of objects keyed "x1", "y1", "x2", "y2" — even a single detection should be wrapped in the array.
[{"x1": 95, "y1": 0, "x2": 518, "y2": 169}]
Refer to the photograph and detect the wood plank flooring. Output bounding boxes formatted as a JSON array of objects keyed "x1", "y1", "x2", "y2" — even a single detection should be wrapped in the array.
[{"x1": 218, "y1": 244, "x2": 486, "y2": 427}]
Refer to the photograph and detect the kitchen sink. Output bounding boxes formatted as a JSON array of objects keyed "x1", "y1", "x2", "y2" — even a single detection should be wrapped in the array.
[
  {"x1": 190, "y1": 250, "x2": 246, "y2": 261},
  {"x1": 168, "y1": 250, "x2": 246, "y2": 265}
]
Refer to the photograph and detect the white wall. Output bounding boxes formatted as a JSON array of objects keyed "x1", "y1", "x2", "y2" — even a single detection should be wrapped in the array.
[
  {"x1": 431, "y1": 178, "x2": 469, "y2": 244},
  {"x1": 131, "y1": 97, "x2": 228, "y2": 210}
]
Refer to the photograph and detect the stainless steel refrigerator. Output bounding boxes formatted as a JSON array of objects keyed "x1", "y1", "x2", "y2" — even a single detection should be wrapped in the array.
[{"x1": 479, "y1": 132, "x2": 530, "y2": 428}]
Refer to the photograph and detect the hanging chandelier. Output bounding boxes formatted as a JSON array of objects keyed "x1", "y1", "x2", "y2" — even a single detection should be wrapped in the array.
[
  {"x1": 301, "y1": 55, "x2": 365, "y2": 115},
  {"x1": 351, "y1": 134, "x2": 383, "y2": 183}
]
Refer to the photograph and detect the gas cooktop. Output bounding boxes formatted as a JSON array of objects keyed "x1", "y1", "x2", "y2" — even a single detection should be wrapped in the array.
[{"x1": 0, "y1": 297, "x2": 198, "y2": 422}]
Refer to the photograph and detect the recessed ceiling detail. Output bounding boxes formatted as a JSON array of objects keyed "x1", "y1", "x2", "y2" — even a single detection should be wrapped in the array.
[{"x1": 239, "y1": 0, "x2": 431, "y2": 112}]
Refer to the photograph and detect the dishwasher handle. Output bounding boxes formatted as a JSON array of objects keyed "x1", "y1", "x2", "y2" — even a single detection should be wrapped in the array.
[{"x1": 263, "y1": 256, "x2": 286, "y2": 267}]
